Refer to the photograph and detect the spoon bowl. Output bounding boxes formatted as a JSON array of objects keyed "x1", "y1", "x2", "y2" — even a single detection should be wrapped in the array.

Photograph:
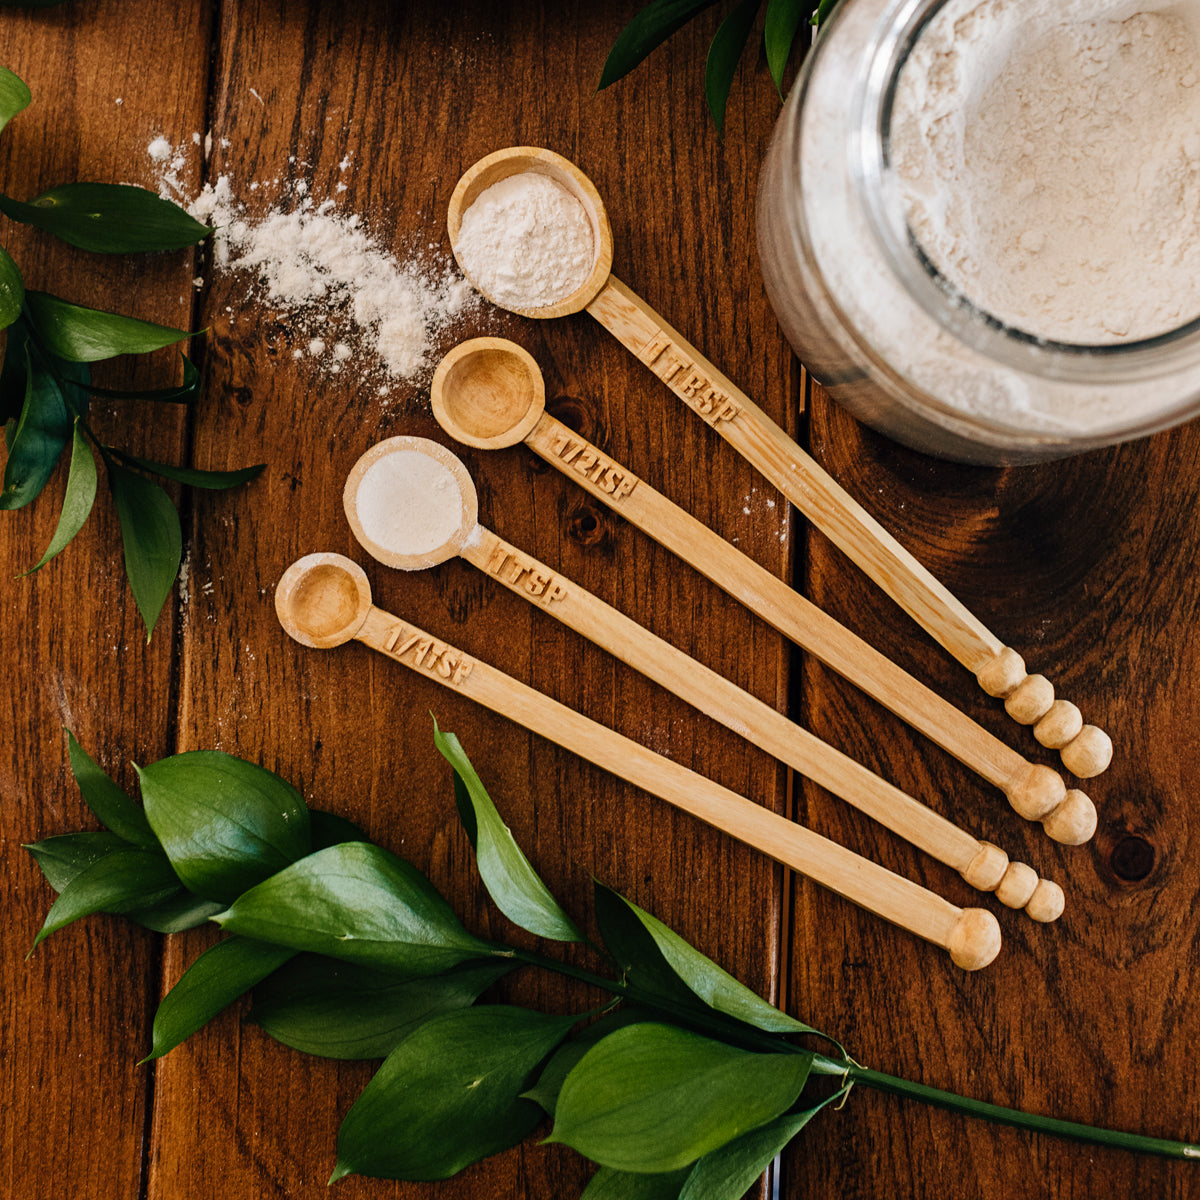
[
  {"x1": 431, "y1": 337, "x2": 546, "y2": 449},
  {"x1": 275, "y1": 553, "x2": 372, "y2": 649},
  {"x1": 447, "y1": 146, "x2": 614, "y2": 318},
  {"x1": 343, "y1": 435, "x2": 479, "y2": 570}
]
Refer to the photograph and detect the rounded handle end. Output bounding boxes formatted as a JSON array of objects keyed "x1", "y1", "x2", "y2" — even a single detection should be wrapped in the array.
[
  {"x1": 1041, "y1": 788, "x2": 1098, "y2": 845},
  {"x1": 947, "y1": 908, "x2": 1002, "y2": 970}
]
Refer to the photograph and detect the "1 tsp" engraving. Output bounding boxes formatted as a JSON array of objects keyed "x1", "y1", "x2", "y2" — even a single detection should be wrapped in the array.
[{"x1": 485, "y1": 537, "x2": 569, "y2": 606}]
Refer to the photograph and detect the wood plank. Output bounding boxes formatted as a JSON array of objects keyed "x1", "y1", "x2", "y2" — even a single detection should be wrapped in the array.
[
  {"x1": 789, "y1": 385, "x2": 1200, "y2": 1197},
  {"x1": 147, "y1": 3, "x2": 798, "y2": 1197},
  {"x1": 0, "y1": 4, "x2": 211, "y2": 1199}
]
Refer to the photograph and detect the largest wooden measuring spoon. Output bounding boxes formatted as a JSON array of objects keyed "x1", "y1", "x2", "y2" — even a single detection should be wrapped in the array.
[
  {"x1": 430, "y1": 336, "x2": 1094, "y2": 845},
  {"x1": 275, "y1": 551, "x2": 1002, "y2": 970},
  {"x1": 446, "y1": 147, "x2": 1112, "y2": 780},
  {"x1": 342, "y1": 435, "x2": 1063, "y2": 921}
]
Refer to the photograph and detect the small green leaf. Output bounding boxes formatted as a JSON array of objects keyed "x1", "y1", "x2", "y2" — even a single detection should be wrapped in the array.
[
  {"x1": 24, "y1": 831, "x2": 132, "y2": 892},
  {"x1": 0, "y1": 339, "x2": 71, "y2": 511},
  {"x1": 583, "y1": 1167, "x2": 691, "y2": 1200},
  {"x1": 251, "y1": 955, "x2": 512, "y2": 1060},
  {"x1": 25, "y1": 290, "x2": 190, "y2": 362},
  {"x1": 214, "y1": 842, "x2": 499, "y2": 975},
  {"x1": 705, "y1": 0, "x2": 762, "y2": 136},
  {"x1": 331, "y1": 1006, "x2": 577, "y2": 1182},
  {"x1": 0, "y1": 245, "x2": 23, "y2": 330},
  {"x1": 599, "y1": 0, "x2": 720, "y2": 90},
  {"x1": 74, "y1": 353, "x2": 201, "y2": 404},
  {"x1": 436, "y1": 723, "x2": 584, "y2": 944},
  {"x1": 601, "y1": 885, "x2": 814, "y2": 1036},
  {"x1": 0, "y1": 66, "x2": 31, "y2": 135},
  {"x1": 23, "y1": 420, "x2": 97, "y2": 573},
  {"x1": 0, "y1": 184, "x2": 211, "y2": 254},
  {"x1": 66, "y1": 730, "x2": 157, "y2": 848},
  {"x1": 127, "y1": 890, "x2": 224, "y2": 934},
  {"x1": 30, "y1": 847, "x2": 182, "y2": 950},
  {"x1": 109, "y1": 448, "x2": 264, "y2": 491},
  {"x1": 810, "y1": 0, "x2": 839, "y2": 26},
  {"x1": 142, "y1": 936, "x2": 297, "y2": 1062},
  {"x1": 109, "y1": 462, "x2": 182, "y2": 639},
  {"x1": 678, "y1": 1102, "x2": 827, "y2": 1200},
  {"x1": 764, "y1": 0, "x2": 804, "y2": 94},
  {"x1": 136, "y1": 750, "x2": 311, "y2": 904},
  {"x1": 545, "y1": 1023, "x2": 812, "y2": 1173}
]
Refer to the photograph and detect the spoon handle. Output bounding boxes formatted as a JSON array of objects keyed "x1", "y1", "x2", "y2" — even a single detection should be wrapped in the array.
[
  {"x1": 524, "y1": 409, "x2": 1094, "y2": 846},
  {"x1": 586, "y1": 275, "x2": 1111, "y2": 780},
  {"x1": 458, "y1": 527, "x2": 1063, "y2": 923},
  {"x1": 351, "y1": 602, "x2": 1001, "y2": 970}
]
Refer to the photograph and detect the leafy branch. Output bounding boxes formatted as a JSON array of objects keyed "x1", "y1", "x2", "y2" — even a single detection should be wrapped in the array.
[
  {"x1": 599, "y1": 0, "x2": 842, "y2": 134},
  {"x1": 26, "y1": 724, "x2": 1200, "y2": 1192},
  {"x1": 0, "y1": 65, "x2": 264, "y2": 638}
]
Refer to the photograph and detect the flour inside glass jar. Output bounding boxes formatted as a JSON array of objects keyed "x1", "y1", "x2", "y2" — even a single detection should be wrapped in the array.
[{"x1": 891, "y1": 0, "x2": 1200, "y2": 345}]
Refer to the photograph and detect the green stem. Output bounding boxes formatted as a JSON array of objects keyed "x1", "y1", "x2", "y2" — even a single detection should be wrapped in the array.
[{"x1": 811, "y1": 1053, "x2": 1200, "y2": 1162}]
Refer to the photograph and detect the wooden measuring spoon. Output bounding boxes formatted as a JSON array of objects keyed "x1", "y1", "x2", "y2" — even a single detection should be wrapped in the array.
[
  {"x1": 342, "y1": 436, "x2": 1064, "y2": 922},
  {"x1": 275, "y1": 552, "x2": 1003, "y2": 970},
  {"x1": 446, "y1": 147, "x2": 1112, "y2": 780},
  {"x1": 430, "y1": 336, "x2": 1095, "y2": 846}
]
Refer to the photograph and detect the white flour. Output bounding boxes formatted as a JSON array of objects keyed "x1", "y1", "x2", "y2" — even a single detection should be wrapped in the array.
[
  {"x1": 453, "y1": 172, "x2": 593, "y2": 309},
  {"x1": 353, "y1": 450, "x2": 463, "y2": 556},
  {"x1": 892, "y1": 0, "x2": 1200, "y2": 343},
  {"x1": 150, "y1": 140, "x2": 479, "y2": 387}
]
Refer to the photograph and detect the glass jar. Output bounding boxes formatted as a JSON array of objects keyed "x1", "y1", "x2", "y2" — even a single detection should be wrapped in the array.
[{"x1": 756, "y1": 0, "x2": 1200, "y2": 464}]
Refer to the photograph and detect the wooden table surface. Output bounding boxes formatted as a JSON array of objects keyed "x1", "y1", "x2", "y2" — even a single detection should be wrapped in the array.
[{"x1": 3, "y1": 3, "x2": 1197, "y2": 1198}]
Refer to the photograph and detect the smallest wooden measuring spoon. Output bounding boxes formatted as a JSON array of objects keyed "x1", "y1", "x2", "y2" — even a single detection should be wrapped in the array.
[{"x1": 275, "y1": 552, "x2": 1003, "y2": 970}]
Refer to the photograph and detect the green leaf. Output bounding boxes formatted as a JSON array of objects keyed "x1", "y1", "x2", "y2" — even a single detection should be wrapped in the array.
[
  {"x1": 108, "y1": 448, "x2": 264, "y2": 491},
  {"x1": 25, "y1": 290, "x2": 190, "y2": 362},
  {"x1": 213, "y1": 842, "x2": 499, "y2": 975},
  {"x1": 308, "y1": 808, "x2": 369, "y2": 850},
  {"x1": 66, "y1": 730, "x2": 157, "y2": 847},
  {"x1": 0, "y1": 184, "x2": 211, "y2": 254},
  {"x1": 545, "y1": 1022, "x2": 812, "y2": 1173},
  {"x1": 23, "y1": 420, "x2": 97, "y2": 573},
  {"x1": 0, "y1": 339, "x2": 71, "y2": 511},
  {"x1": 678, "y1": 1103, "x2": 826, "y2": 1200},
  {"x1": 331, "y1": 1006, "x2": 577, "y2": 1182},
  {"x1": 764, "y1": 0, "x2": 804, "y2": 94},
  {"x1": 810, "y1": 0, "x2": 839, "y2": 26},
  {"x1": 599, "y1": 0, "x2": 720, "y2": 90},
  {"x1": 136, "y1": 750, "x2": 311, "y2": 904},
  {"x1": 0, "y1": 66, "x2": 31, "y2": 135},
  {"x1": 68, "y1": 352, "x2": 202, "y2": 404},
  {"x1": 600, "y1": 885, "x2": 813, "y2": 1036},
  {"x1": 30, "y1": 846, "x2": 182, "y2": 950},
  {"x1": 142, "y1": 936, "x2": 297, "y2": 1062},
  {"x1": 251, "y1": 954, "x2": 512, "y2": 1060},
  {"x1": 436, "y1": 723, "x2": 583, "y2": 944},
  {"x1": 127, "y1": 890, "x2": 224, "y2": 934},
  {"x1": 24, "y1": 831, "x2": 132, "y2": 892},
  {"x1": 0, "y1": 245, "x2": 23, "y2": 330},
  {"x1": 109, "y1": 462, "x2": 182, "y2": 639},
  {"x1": 583, "y1": 1167, "x2": 691, "y2": 1200},
  {"x1": 705, "y1": 0, "x2": 762, "y2": 136}
]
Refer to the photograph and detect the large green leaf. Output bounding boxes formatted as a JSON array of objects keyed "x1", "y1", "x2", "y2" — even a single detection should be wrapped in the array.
[
  {"x1": 764, "y1": 0, "x2": 804, "y2": 94},
  {"x1": 599, "y1": 0, "x2": 720, "y2": 89},
  {"x1": 0, "y1": 245, "x2": 23, "y2": 330},
  {"x1": 25, "y1": 290, "x2": 190, "y2": 362},
  {"x1": 599, "y1": 885, "x2": 813, "y2": 1036},
  {"x1": 65, "y1": 730, "x2": 157, "y2": 847},
  {"x1": 0, "y1": 338, "x2": 71, "y2": 511},
  {"x1": 30, "y1": 847, "x2": 183, "y2": 950},
  {"x1": 213, "y1": 842, "x2": 500, "y2": 975},
  {"x1": 108, "y1": 448, "x2": 264, "y2": 491},
  {"x1": 583, "y1": 1167, "x2": 690, "y2": 1200},
  {"x1": 331, "y1": 1005, "x2": 578, "y2": 1182},
  {"x1": 436, "y1": 724, "x2": 583, "y2": 944},
  {"x1": 0, "y1": 66, "x2": 31, "y2": 135},
  {"x1": 142, "y1": 936, "x2": 297, "y2": 1062},
  {"x1": 251, "y1": 955, "x2": 512, "y2": 1060},
  {"x1": 136, "y1": 750, "x2": 311, "y2": 904},
  {"x1": 678, "y1": 1102, "x2": 827, "y2": 1200},
  {"x1": 546, "y1": 1023, "x2": 812, "y2": 1173},
  {"x1": 308, "y1": 808, "x2": 369, "y2": 850},
  {"x1": 705, "y1": 0, "x2": 762, "y2": 135},
  {"x1": 23, "y1": 421, "x2": 97, "y2": 573},
  {"x1": 109, "y1": 462, "x2": 182, "y2": 639},
  {"x1": 0, "y1": 184, "x2": 211, "y2": 253}
]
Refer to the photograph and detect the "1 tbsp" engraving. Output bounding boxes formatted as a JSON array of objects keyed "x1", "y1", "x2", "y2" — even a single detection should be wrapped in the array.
[
  {"x1": 637, "y1": 331, "x2": 742, "y2": 425},
  {"x1": 550, "y1": 429, "x2": 639, "y2": 499},
  {"x1": 384, "y1": 623, "x2": 474, "y2": 684},
  {"x1": 485, "y1": 538, "x2": 569, "y2": 606}
]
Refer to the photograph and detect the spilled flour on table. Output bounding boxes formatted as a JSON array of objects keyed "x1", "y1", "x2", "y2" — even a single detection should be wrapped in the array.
[{"x1": 147, "y1": 138, "x2": 481, "y2": 392}]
